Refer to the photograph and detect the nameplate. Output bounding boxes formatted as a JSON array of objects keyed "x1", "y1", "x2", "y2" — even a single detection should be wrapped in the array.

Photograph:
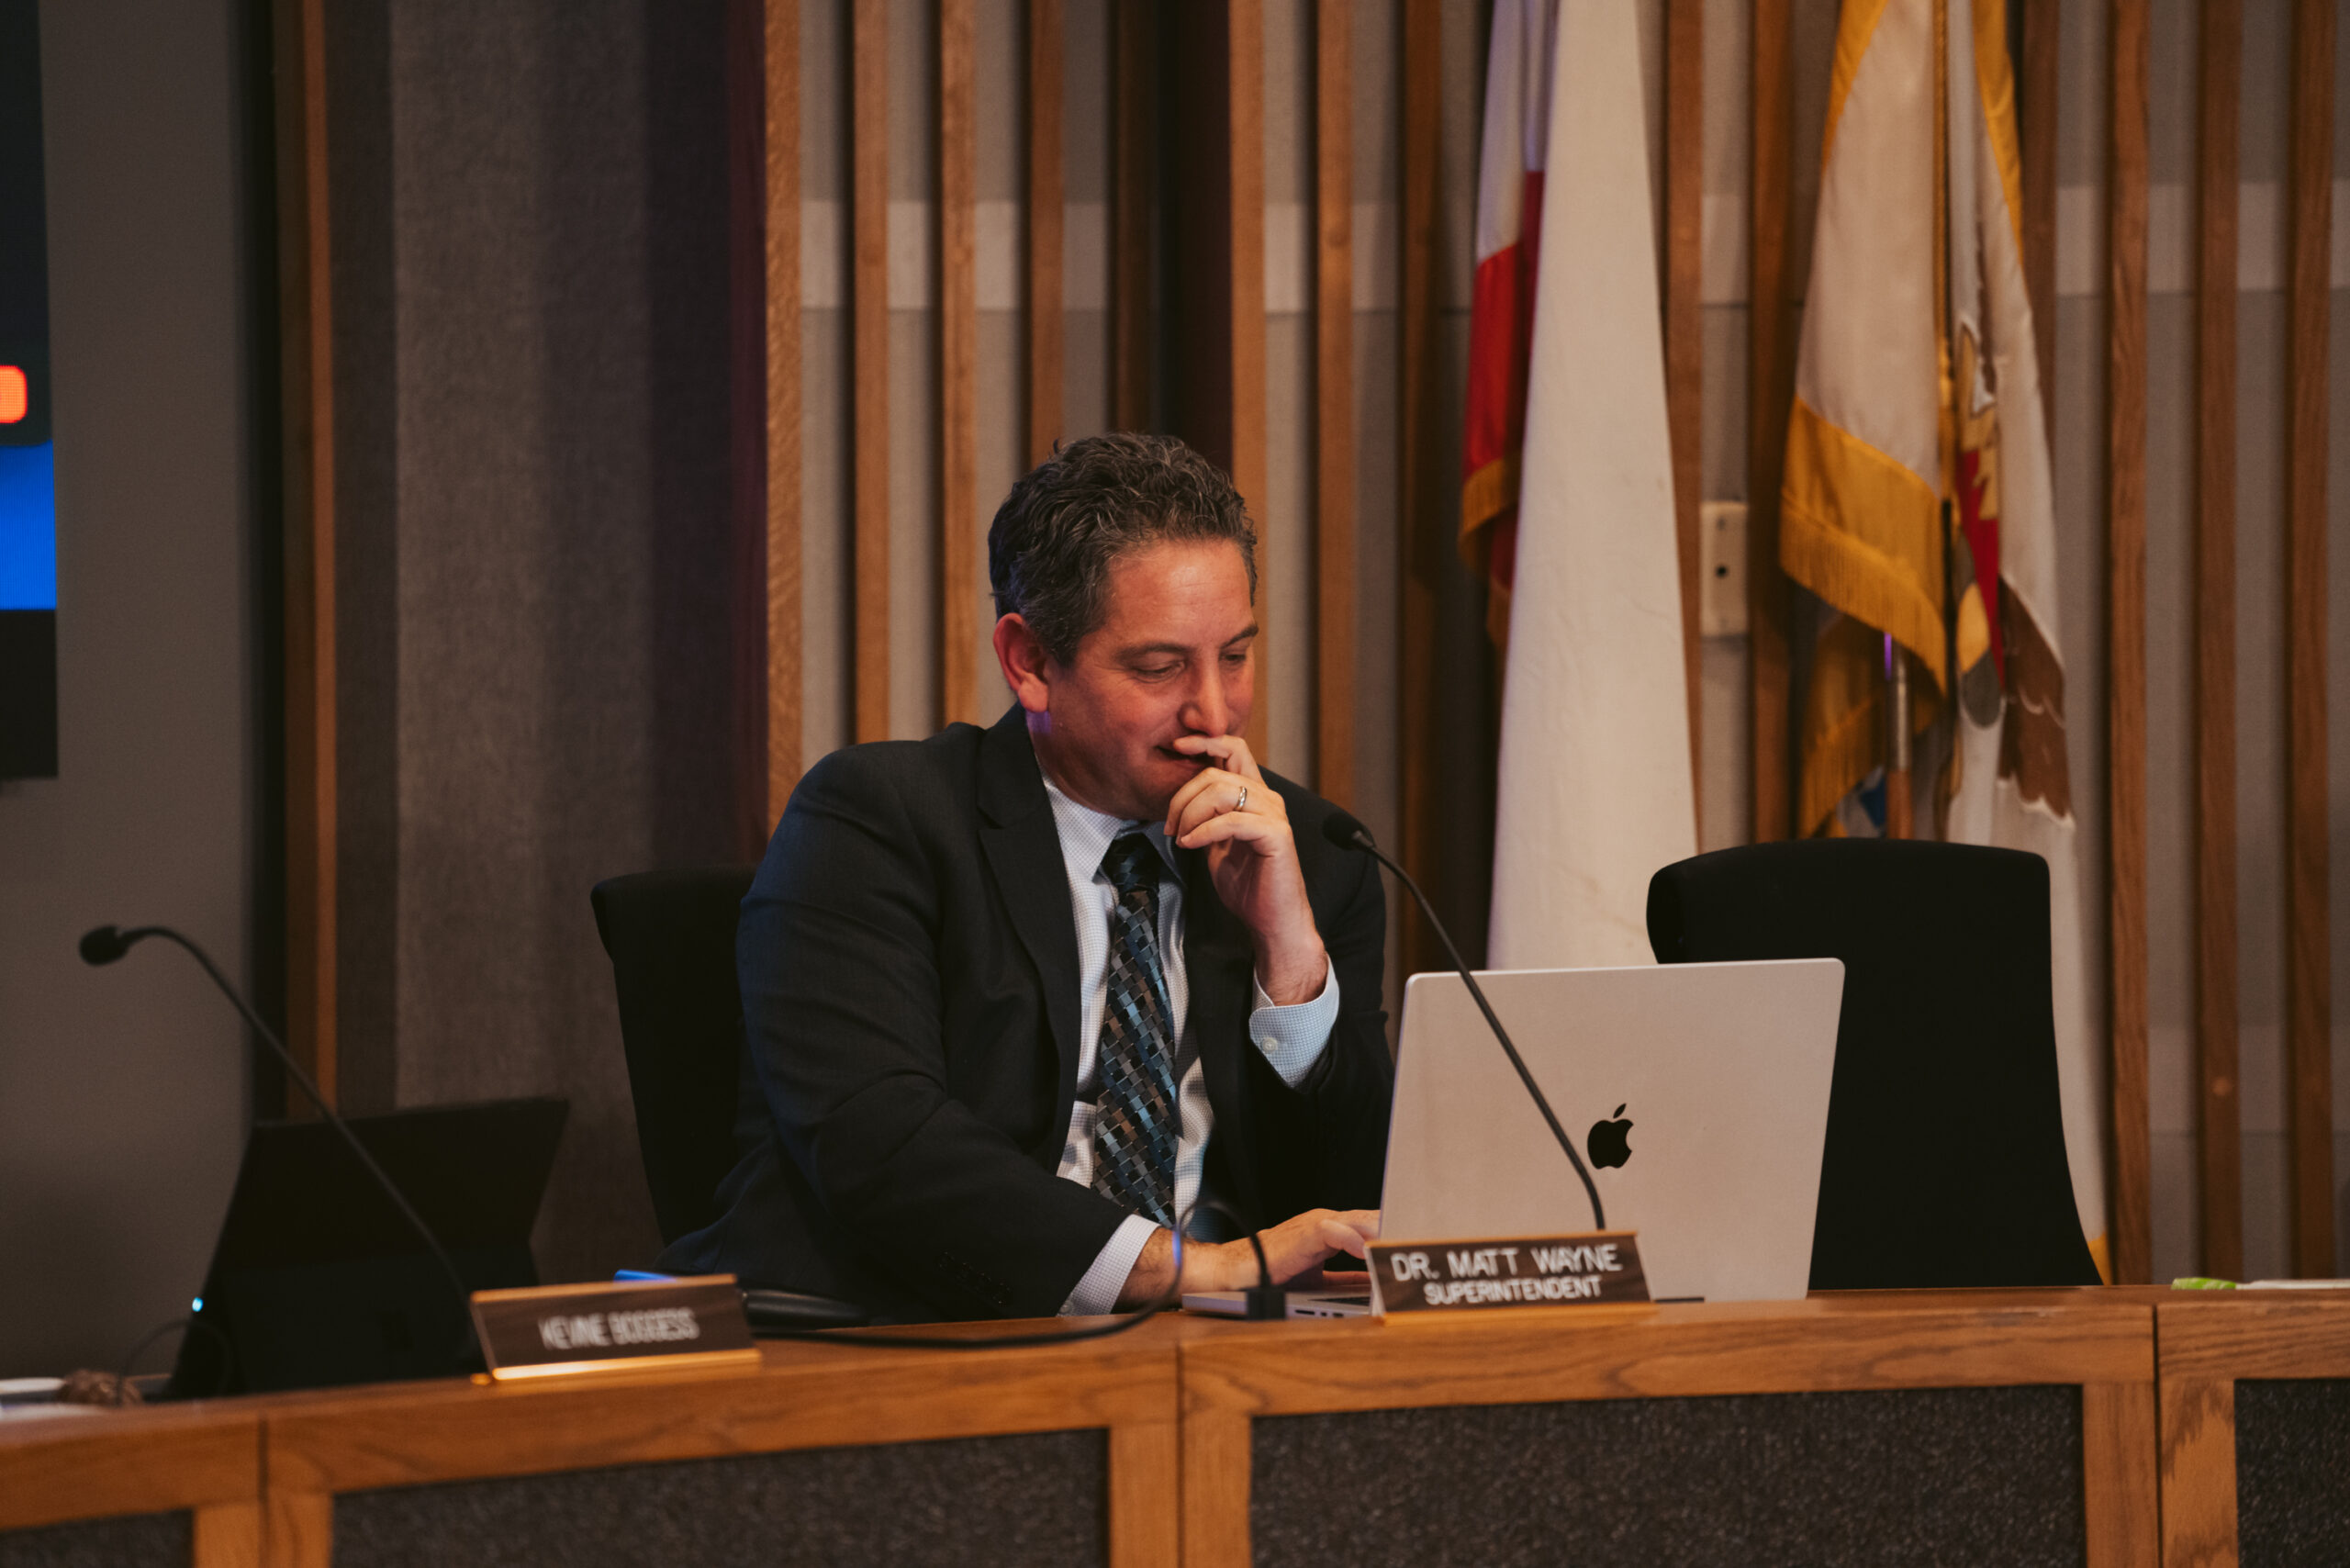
[
  {"x1": 1368, "y1": 1232, "x2": 1650, "y2": 1315},
  {"x1": 470, "y1": 1275, "x2": 761, "y2": 1382}
]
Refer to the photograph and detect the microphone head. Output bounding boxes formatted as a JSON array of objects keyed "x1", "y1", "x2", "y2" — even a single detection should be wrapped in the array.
[
  {"x1": 79, "y1": 925, "x2": 132, "y2": 966},
  {"x1": 1321, "y1": 809, "x2": 1375, "y2": 853}
]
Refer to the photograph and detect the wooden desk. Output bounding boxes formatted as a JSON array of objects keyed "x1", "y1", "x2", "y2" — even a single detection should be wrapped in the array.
[
  {"x1": 0, "y1": 1291, "x2": 2203, "y2": 1567},
  {"x1": 2156, "y1": 1291, "x2": 2350, "y2": 1567},
  {"x1": 1179, "y1": 1292, "x2": 2159, "y2": 1567},
  {"x1": 0, "y1": 1403, "x2": 261, "y2": 1566}
]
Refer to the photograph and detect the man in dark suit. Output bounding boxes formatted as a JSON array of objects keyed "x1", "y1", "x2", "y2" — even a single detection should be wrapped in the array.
[{"x1": 663, "y1": 432, "x2": 1392, "y2": 1321}]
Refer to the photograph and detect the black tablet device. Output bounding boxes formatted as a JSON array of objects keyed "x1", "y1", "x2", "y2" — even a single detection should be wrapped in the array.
[{"x1": 168, "y1": 1097, "x2": 567, "y2": 1397}]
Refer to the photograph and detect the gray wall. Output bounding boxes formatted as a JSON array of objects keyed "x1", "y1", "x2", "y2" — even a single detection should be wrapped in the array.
[
  {"x1": 0, "y1": 0, "x2": 256, "y2": 1372},
  {"x1": 329, "y1": 0, "x2": 740, "y2": 1283}
]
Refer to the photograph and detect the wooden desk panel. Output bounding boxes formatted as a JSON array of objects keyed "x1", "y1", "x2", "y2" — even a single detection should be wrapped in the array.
[
  {"x1": 2156, "y1": 1293, "x2": 2350, "y2": 1568},
  {"x1": 260, "y1": 1326, "x2": 1181, "y2": 1568},
  {"x1": 1179, "y1": 1294, "x2": 2158, "y2": 1568},
  {"x1": 0, "y1": 1405, "x2": 262, "y2": 1567}
]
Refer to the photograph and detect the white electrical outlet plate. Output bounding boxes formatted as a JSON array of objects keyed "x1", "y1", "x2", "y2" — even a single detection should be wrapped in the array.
[{"x1": 1699, "y1": 501, "x2": 1749, "y2": 636}]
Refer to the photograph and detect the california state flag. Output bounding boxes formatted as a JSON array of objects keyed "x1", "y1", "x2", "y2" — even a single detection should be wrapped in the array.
[
  {"x1": 1785, "y1": 0, "x2": 2108, "y2": 1272},
  {"x1": 1459, "y1": 0, "x2": 1558, "y2": 640},
  {"x1": 1483, "y1": 0, "x2": 1695, "y2": 969}
]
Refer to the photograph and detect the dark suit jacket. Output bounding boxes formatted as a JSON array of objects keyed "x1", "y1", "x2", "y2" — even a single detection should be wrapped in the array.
[{"x1": 659, "y1": 706, "x2": 1394, "y2": 1321}]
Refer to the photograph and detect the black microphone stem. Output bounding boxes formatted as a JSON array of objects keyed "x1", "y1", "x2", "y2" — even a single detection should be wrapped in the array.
[
  {"x1": 1345, "y1": 840, "x2": 1607, "y2": 1232},
  {"x1": 118, "y1": 926, "x2": 478, "y2": 1350}
]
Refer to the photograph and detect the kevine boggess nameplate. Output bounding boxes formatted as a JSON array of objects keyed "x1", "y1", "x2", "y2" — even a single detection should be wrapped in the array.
[{"x1": 471, "y1": 1274, "x2": 760, "y2": 1381}]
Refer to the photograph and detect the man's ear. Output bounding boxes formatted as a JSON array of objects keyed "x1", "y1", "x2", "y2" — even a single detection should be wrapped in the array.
[{"x1": 992, "y1": 613, "x2": 1054, "y2": 713}]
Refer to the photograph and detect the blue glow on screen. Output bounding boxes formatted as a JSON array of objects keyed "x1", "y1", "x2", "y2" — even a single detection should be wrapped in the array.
[{"x1": 0, "y1": 442, "x2": 54, "y2": 610}]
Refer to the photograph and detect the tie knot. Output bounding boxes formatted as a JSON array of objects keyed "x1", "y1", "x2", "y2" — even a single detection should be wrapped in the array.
[{"x1": 1102, "y1": 831, "x2": 1161, "y2": 896}]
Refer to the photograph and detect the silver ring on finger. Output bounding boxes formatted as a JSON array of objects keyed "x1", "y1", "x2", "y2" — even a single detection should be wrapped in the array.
[{"x1": 1234, "y1": 784, "x2": 1248, "y2": 813}]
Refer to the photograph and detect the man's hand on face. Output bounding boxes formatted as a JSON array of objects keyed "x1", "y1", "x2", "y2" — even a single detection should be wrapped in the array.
[
  {"x1": 1113, "y1": 1208, "x2": 1381, "y2": 1308},
  {"x1": 1163, "y1": 734, "x2": 1328, "y2": 1006}
]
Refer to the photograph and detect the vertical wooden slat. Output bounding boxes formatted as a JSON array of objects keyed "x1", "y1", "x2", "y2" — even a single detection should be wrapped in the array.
[
  {"x1": 1314, "y1": 0, "x2": 1355, "y2": 806},
  {"x1": 192, "y1": 1501, "x2": 262, "y2": 1568},
  {"x1": 732, "y1": 0, "x2": 801, "y2": 846},
  {"x1": 2081, "y1": 1381, "x2": 2162, "y2": 1568},
  {"x1": 1028, "y1": 0, "x2": 1065, "y2": 467},
  {"x1": 1664, "y1": 0, "x2": 1703, "y2": 834},
  {"x1": 2105, "y1": 0, "x2": 2153, "y2": 1286},
  {"x1": 940, "y1": 0, "x2": 979, "y2": 728},
  {"x1": 2284, "y1": 0, "x2": 2335, "y2": 1279},
  {"x1": 1112, "y1": 0, "x2": 1153, "y2": 431},
  {"x1": 2020, "y1": 0, "x2": 2060, "y2": 429},
  {"x1": 1229, "y1": 0, "x2": 1269, "y2": 759},
  {"x1": 1396, "y1": 0, "x2": 1441, "y2": 975},
  {"x1": 274, "y1": 0, "x2": 336, "y2": 1107},
  {"x1": 765, "y1": 0, "x2": 801, "y2": 811},
  {"x1": 2157, "y1": 1375, "x2": 2239, "y2": 1564},
  {"x1": 1748, "y1": 0, "x2": 1796, "y2": 843},
  {"x1": 2192, "y1": 0, "x2": 2244, "y2": 1282},
  {"x1": 851, "y1": 0, "x2": 890, "y2": 745}
]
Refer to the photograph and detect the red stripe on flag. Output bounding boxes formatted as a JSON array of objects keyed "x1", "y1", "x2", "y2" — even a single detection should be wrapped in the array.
[{"x1": 1460, "y1": 170, "x2": 1544, "y2": 535}]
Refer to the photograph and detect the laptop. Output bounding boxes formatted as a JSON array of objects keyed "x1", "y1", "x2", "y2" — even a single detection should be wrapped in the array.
[
  {"x1": 167, "y1": 1097, "x2": 567, "y2": 1395},
  {"x1": 1185, "y1": 959, "x2": 1844, "y2": 1317}
]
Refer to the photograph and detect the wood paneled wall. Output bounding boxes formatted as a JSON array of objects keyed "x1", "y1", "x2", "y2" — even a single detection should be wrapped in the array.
[{"x1": 272, "y1": 0, "x2": 2344, "y2": 1278}]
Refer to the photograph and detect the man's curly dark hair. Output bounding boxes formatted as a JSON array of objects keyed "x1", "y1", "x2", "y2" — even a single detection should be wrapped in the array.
[{"x1": 987, "y1": 431, "x2": 1259, "y2": 665}]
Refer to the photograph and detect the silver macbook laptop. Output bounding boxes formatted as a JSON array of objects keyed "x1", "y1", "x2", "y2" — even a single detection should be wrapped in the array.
[{"x1": 1185, "y1": 959, "x2": 1844, "y2": 1317}]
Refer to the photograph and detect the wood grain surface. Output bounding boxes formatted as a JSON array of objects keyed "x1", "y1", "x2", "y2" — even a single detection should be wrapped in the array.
[
  {"x1": 940, "y1": 0, "x2": 979, "y2": 728},
  {"x1": 2158, "y1": 1374, "x2": 2238, "y2": 1568},
  {"x1": 1112, "y1": 0, "x2": 1153, "y2": 432},
  {"x1": 17, "y1": 1293, "x2": 2304, "y2": 1568},
  {"x1": 263, "y1": 1488, "x2": 331, "y2": 1568},
  {"x1": 263, "y1": 1338, "x2": 1176, "y2": 1495},
  {"x1": 2104, "y1": 0, "x2": 2153, "y2": 1286},
  {"x1": 1027, "y1": 0, "x2": 1065, "y2": 468},
  {"x1": 2193, "y1": 0, "x2": 2243, "y2": 1283},
  {"x1": 193, "y1": 1500, "x2": 262, "y2": 1568},
  {"x1": 1664, "y1": 0, "x2": 1704, "y2": 834},
  {"x1": 850, "y1": 0, "x2": 890, "y2": 744},
  {"x1": 0, "y1": 1407, "x2": 260, "y2": 1533},
  {"x1": 1313, "y1": 0, "x2": 1355, "y2": 809},
  {"x1": 1394, "y1": 0, "x2": 1443, "y2": 979},
  {"x1": 2284, "y1": 0, "x2": 2335, "y2": 1280},
  {"x1": 1109, "y1": 1417, "x2": 1181, "y2": 1568},
  {"x1": 2081, "y1": 1381, "x2": 2160, "y2": 1568},
  {"x1": 1746, "y1": 0, "x2": 1795, "y2": 842},
  {"x1": 1226, "y1": 0, "x2": 1269, "y2": 760},
  {"x1": 763, "y1": 0, "x2": 803, "y2": 820}
]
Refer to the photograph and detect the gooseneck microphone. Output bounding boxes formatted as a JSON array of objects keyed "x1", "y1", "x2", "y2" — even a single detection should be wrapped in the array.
[
  {"x1": 80, "y1": 924, "x2": 477, "y2": 1349},
  {"x1": 1319, "y1": 812, "x2": 1606, "y2": 1231}
]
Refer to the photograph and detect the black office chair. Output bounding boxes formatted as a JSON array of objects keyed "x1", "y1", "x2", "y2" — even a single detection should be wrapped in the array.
[
  {"x1": 1645, "y1": 839, "x2": 2102, "y2": 1291},
  {"x1": 590, "y1": 865, "x2": 758, "y2": 1246}
]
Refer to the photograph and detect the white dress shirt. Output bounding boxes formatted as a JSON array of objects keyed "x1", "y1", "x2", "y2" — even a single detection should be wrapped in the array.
[{"x1": 1039, "y1": 773, "x2": 1341, "y2": 1314}]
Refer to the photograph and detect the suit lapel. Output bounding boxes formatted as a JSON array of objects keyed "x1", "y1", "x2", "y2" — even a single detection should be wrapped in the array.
[
  {"x1": 977, "y1": 709, "x2": 1083, "y2": 1113},
  {"x1": 1181, "y1": 844, "x2": 1265, "y2": 1223}
]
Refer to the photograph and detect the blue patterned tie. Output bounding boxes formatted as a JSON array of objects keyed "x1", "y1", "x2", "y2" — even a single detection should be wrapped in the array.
[{"x1": 1091, "y1": 832, "x2": 1180, "y2": 1227}]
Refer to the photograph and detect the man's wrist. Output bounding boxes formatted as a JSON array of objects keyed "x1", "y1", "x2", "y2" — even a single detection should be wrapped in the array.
[{"x1": 1252, "y1": 934, "x2": 1329, "y2": 1006}]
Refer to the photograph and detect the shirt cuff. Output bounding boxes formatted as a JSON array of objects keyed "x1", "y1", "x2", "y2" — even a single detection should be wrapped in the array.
[
  {"x1": 1059, "y1": 1213, "x2": 1160, "y2": 1316},
  {"x1": 1248, "y1": 956, "x2": 1341, "y2": 1089}
]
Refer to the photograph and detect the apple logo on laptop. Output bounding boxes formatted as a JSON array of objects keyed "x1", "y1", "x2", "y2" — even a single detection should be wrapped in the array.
[{"x1": 1586, "y1": 1104, "x2": 1633, "y2": 1169}]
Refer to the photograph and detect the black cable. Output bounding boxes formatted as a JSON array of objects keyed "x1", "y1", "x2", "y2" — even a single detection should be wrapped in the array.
[
  {"x1": 1342, "y1": 832, "x2": 1607, "y2": 1230},
  {"x1": 112, "y1": 1316, "x2": 235, "y2": 1404},
  {"x1": 754, "y1": 1227, "x2": 1190, "y2": 1349},
  {"x1": 94, "y1": 925, "x2": 479, "y2": 1361}
]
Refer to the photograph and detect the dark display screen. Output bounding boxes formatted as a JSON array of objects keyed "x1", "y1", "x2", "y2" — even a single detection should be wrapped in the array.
[{"x1": 0, "y1": 0, "x2": 55, "y2": 778}]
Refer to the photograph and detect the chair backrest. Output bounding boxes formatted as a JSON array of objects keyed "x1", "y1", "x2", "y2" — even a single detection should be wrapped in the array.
[
  {"x1": 591, "y1": 865, "x2": 758, "y2": 1246},
  {"x1": 1646, "y1": 839, "x2": 2100, "y2": 1290}
]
